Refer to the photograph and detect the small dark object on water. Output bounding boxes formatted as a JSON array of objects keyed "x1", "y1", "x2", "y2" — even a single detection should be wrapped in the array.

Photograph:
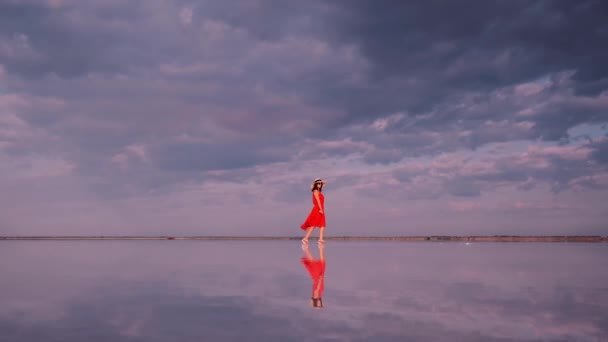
[{"x1": 167, "y1": 237, "x2": 175, "y2": 240}]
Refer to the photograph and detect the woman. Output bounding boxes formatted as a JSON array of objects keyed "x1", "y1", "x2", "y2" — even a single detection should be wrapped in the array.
[
  {"x1": 300, "y1": 178, "x2": 326, "y2": 244},
  {"x1": 301, "y1": 243, "x2": 325, "y2": 309}
]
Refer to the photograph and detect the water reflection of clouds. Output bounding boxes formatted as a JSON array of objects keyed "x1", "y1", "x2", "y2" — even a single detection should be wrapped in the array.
[
  {"x1": 0, "y1": 290, "x2": 522, "y2": 342},
  {"x1": 0, "y1": 241, "x2": 606, "y2": 341},
  {"x1": 321, "y1": 243, "x2": 608, "y2": 341},
  {"x1": 2, "y1": 293, "x2": 301, "y2": 341}
]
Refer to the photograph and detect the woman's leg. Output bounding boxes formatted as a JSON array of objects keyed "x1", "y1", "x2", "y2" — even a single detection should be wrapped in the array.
[
  {"x1": 302, "y1": 227, "x2": 314, "y2": 243},
  {"x1": 318, "y1": 227, "x2": 325, "y2": 242}
]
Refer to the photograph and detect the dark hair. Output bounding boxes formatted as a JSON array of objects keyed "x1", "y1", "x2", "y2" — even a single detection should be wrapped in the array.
[{"x1": 311, "y1": 182, "x2": 323, "y2": 192}]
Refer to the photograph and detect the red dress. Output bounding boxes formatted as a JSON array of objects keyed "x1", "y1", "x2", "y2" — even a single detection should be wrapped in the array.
[
  {"x1": 301, "y1": 257, "x2": 325, "y2": 298},
  {"x1": 300, "y1": 191, "x2": 326, "y2": 230}
]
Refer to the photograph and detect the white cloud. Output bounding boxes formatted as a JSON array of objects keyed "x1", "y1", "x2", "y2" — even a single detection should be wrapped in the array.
[
  {"x1": 111, "y1": 143, "x2": 148, "y2": 169},
  {"x1": 514, "y1": 81, "x2": 546, "y2": 96},
  {"x1": 371, "y1": 112, "x2": 405, "y2": 131},
  {"x1": 179, "y1": 7, "x2": 193, "y2": 26}
]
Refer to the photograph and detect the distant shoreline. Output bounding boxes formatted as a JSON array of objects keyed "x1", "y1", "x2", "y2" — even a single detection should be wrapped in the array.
[{"x1": 1, "y1": 236, "x2": 606, "y2": 242}]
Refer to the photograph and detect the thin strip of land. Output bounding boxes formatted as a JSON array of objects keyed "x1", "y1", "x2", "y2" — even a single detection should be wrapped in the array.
[{"x1": 0, "y1": 236, "x2": 606, "y2": 242}]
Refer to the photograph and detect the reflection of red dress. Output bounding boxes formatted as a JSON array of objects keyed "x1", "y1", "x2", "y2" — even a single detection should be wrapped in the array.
[
  {"x1": 300, "y1": 192, "x2": 325, "y2": 230},
  {"x1": 301, "y1": 258, "x2": 325, "y2": 297}
]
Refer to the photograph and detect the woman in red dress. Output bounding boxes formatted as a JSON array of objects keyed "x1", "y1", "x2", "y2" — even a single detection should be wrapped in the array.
[{"x1": 300, "y1": 178, "x2": 326, "y2": 244}]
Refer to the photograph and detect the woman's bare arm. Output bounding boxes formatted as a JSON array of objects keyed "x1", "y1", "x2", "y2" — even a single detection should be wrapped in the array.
[{"x1": 313, "y1": 190, "x2": 323, "y2": 213}]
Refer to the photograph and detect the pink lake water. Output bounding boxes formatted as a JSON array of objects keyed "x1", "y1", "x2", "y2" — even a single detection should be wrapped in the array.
[{"x1": 1, "y1": 241, "x2": 607, "y2": 341}]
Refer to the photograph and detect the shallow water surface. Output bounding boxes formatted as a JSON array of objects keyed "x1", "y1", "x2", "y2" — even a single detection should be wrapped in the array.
[{"x1": 0, "y1": 241, "x2": 607, "y2": 341}]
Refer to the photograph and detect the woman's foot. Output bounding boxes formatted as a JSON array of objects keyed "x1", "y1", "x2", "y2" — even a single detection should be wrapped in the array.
[
  {"x1": 318, "y1": 239, "x2": 324, "y2": 244},
  {"x1": 301, "y1": 238, "x2": 308, "y2": 244}
]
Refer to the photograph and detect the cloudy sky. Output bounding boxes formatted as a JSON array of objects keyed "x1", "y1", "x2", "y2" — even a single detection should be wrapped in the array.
[{"x1": 1, "y1": 0, "x2": 607, "y2": 236}]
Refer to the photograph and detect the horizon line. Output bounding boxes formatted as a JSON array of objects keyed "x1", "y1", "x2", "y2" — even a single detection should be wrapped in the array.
[{"x1": 1, "y1": 235, "x2": 607, "y2": 242}]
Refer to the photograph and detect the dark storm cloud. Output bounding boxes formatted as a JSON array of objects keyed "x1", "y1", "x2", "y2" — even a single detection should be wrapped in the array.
[
  {"x1": 187, "y1": 1, "x2": 328, "y2": 42},
  {"x1": 0, "y1": 0, "x2": 347, "y2": 183},
  {"x1": 5, "y1": 0, "x2": 606, "y2": 155},
  {"x1": 0, "y1": 1, "x2": 145, "y2": 78},
  {"x1": 0, "y1": 0, "x2": 329, "y2": 80},
  {"x1": 327, "y1": 0, "x2": 608, "y2": 88},
  {"x1": 313, "y1": 0, "x2": 608, "y2": 141},
  {"x1": 154, "y1": 141, "x2": 286, "y2": 172},
  {"x1": 315, "y1": 72, "x2": 607, "y2": 165},
  {"x1": 590, "y1": 137, "x2": 608, "y2": 164}
]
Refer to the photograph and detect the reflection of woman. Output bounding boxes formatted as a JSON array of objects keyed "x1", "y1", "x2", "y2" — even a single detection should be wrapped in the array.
[
  {"x1": 301, "y1": 244, "x2": 325, "y2": 309},
  {"x1": 301, "y1": 178, "x2": 326, "y2": 244}
]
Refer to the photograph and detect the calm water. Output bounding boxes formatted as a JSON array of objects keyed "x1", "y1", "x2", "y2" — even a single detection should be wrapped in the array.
[{"x1": 0, "y1": 241, "x2": 606, "y2": 342}]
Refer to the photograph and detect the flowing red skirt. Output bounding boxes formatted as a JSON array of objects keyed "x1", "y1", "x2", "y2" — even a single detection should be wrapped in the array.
[{"x1": 300, "y1": 208, "x2": 326, "y2": 230}]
